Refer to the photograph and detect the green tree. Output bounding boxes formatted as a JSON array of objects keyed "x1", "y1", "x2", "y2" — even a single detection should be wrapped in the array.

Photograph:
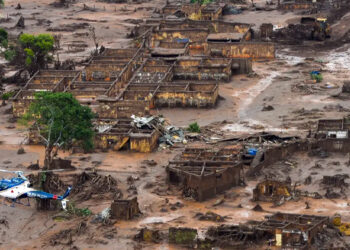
[
  {"x1": 19, "y1": 33, "x2": 54, "y2": 72},
  {"x1": 0, "y1": 28, "x2": 8, "y2": 48},
  {"x1": 22, "y1": 92, "x2": 95, "y2": 169},
  {"x1": 0, "y1": 0, "x2": 4, "y2": 8}
]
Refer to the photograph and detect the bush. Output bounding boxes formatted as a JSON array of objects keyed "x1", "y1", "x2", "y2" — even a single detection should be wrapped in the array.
[
  {"x1": 4, "y1": 49, "x2": 15, "y2": 61},
  {"x1": 1, "y1": 91, "x2": 14, "y2": 101},
  {"x1": 0, "y1": 28, "x2": 8, "y2": 48},
  {"x1": 66, "y1": 202, "x2": 92, "y2": 217},
  {"x1": 311, "y1": 73, "x2": 323, "y2": 83},
  {"x1": 188, "y1": 122, "x2": 201, "y2": 133}
]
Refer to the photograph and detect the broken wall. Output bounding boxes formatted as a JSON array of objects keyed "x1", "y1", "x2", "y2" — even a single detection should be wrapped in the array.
[
  {"x1": 278, "y1": 2, "x2": 315, "y2": 10},
  {"x1": 151, "y1": 29, "x2": 209, "y2": 47},
  {"x1": 98, "y1": 99, "x2": 149, "y2": 119},
  {"x1": 208, "y1": 42, "x2": 275, "y2": 60},
  {"x1": 129, "y1": 131, "x2": 159, "y2": 153},
  {"x1": 110, "y1": 197, "x2": 140, "y2": 220}
]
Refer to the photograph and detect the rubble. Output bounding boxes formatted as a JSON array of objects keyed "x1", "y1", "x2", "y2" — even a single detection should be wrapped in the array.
[
  {"x1": 72, "y1": 172, "x2": 120, "y2": 201},
  {"x1": 194, "y1": 211, "x2": 227, "y2": 222},
  {"x1": 17, "y1": 147, "x2": 25, "y2": 154}
]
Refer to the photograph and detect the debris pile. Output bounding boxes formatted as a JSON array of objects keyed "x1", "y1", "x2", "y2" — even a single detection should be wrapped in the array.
[
  {"x1": 131, "y1": 115, "x2": 185, "y2": 146},
  {"x1": 72, "y1": 172, "x2": 121, "y2": 201},
  {"x1": 194, "y1": 211, "x2": 227, "y2": 222}
]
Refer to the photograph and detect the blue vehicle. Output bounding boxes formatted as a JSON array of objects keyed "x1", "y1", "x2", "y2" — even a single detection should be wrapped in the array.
[{"x1": 0, "y1": 170, "x2": 71, "y2": 210}]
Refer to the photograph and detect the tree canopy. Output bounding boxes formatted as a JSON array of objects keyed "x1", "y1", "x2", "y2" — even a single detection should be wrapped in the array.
[
  {"x1": 22, "y1": 92, "x2": 95, "y2": 168},
  {"x1": 18, "y1": 33, "x2": 54, "y2": 71}
]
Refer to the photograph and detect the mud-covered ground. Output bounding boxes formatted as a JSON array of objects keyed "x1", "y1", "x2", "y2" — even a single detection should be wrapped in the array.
[{"x1": 2, "y1": 0, "x2": 350, "y2": 249}]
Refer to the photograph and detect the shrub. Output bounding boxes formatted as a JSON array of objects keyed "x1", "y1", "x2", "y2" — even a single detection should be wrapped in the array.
[
  {"x1": 1, "y1": 91, "x2": 14, "y2": 101},
  {"x1": 188, "y1": 122, "x2": 201, "y2": 133},
  {"x1": 0, "y1": 28, "x2": 8, "y2": 48},
  {"x1": 4, "y1": 49, "x2": 15, "y2": 61},
  {"x1": 311, "y1": 73, "x2": 323, "y2": 83}
]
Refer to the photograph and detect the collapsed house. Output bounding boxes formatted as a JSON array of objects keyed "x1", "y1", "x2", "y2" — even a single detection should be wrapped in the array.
[
  {"x1": 145, "y1": 18, "x2": 274, "y2": 60},
  {"x1": 253, "y1": 179, "x2": 292, "y2": 202},
  {"x1": 94, "y1": 118, "x2": 160, "y2": 153},
  {"x1": 253, "y1": 178, "x2": 322, "y2": 204},
  {"x1": 12, "y1": 70, "x2": 80, "y2": 117},
  {"x1": 206, "y1": 212, "x2": 330, "y2": 249},
  {"x1": 110, "y1": 197, "x2": 141, "y2": 220},
  {"x1": 257, "y1": 213, "x2": 329, "y2": 248},
  {"x1": 278, "y1": 0, "x2": 344, "y2": 11},
  {"x1": 28, "y1": 115, "x2": 181, "y2": 153},
  {"x1": 160, "y1": 2, "x2": 223, "y2": 21},
  {"x1": 315, "y1": 117, "x2": 350, "y2": 152},
  {"x1": 166, "y1": 146, "x2": 244, "y2": 201}
]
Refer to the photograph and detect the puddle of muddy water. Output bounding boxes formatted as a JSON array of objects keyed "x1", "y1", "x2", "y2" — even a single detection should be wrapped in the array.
[
  {"x1": 324, "y1": 48, "x2": 350, "y2": 71},
  {"x1": 277, "y1": 51, "x2": 305, "y2": 66},
  {"x1": 139, "y1": 215, "x2": 181, "y2": 225}
]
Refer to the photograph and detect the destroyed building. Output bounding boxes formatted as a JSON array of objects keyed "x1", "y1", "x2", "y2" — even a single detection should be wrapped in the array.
[
  {"x1": 166, "y1": 146, "x2": 244, "y2": 201},
  {"x1": 278, "y1": 0, "x2": 344, "y2": 11},
  {"x1": 110, "y1": 197, "x2": 141, "y2": 220},
  {"x1": 315, "y1": 117, "x2": 350, "y2": 152},
  {"x1": 94, "y1": 118, "x2": 160, "y2": 153},
  {"x1": 257, "y1": 213, "x2": 329, "y2": 248},
  {"x1": 207, "y1": 213, "x2": 330, "y2": 249},
  {"x1": 253, "y1": 179, "x2": 292, "y2": 202},
  {"x1": 13, "y1": 14, "x2": 278, "y2": 154},
  {"x1": 12, "y1": 70, "x2": 80, "y2": 117},
  {"x1": 12, "y1": 9, "x2": 276, "y2": 123}
]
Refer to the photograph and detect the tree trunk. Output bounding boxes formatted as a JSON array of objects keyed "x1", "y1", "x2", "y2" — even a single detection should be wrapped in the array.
[{"x1": 44, "y1": 145, "x2": 53, "y2": 169}]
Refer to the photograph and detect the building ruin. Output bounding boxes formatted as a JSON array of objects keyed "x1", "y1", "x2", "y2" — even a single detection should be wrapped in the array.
[{"x1": 166, "y1": 146, "x2": 244, "y2": 201}]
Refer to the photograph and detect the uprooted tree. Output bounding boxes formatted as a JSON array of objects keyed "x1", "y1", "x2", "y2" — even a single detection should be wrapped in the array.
[{"x1": 22, "y1": 92, "x2": 95, "y2": 169}]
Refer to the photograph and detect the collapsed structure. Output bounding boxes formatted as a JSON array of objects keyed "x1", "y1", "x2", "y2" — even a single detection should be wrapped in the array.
[
  {"x1": 168, "y1": 212, "x2": 331, "y2": 249},
  {"x1": 167, "y1": 145, "x2": 244, "y2": 201}
]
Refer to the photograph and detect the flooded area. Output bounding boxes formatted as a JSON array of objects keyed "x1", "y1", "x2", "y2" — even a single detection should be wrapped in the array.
[{"x1": 1, "y1": 0, "x2": 350, "y2": 249}]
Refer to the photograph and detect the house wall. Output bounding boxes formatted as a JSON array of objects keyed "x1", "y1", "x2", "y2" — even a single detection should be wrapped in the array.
[
  {"x1": 130, "y1": 131, "x2": 159, "y2": 153},
  {"x1": 98, "y1": 99, "x2": 149, "y2": 119},
  {"x1": 278, "y1": 2, "x2": 315, "y2": 10},
  {"x1": 167, "y1": 163, "x2": 243, "y2": 201},
  {"x1": 155, "y1": 89, "x2": 218, "y2": 108},
  {"x1": 208, "y1": 42, "x2": 276, "y2": 60},
  {"x1": 151, "y1": 30, "x2": 209, "y2": 47},
  {"x1": 110, "y1": 197, "x2": 140, "y2": 220}
]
